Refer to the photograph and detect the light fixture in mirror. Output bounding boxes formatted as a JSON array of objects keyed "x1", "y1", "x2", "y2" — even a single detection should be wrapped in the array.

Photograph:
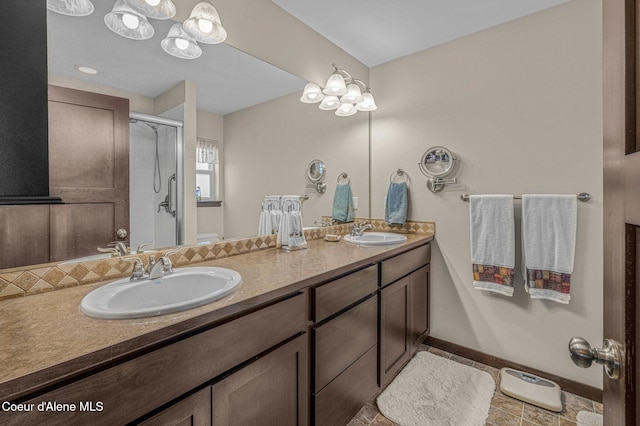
[
  {"x1": 335, "y1": 102, "x2": 357, "y2": 117},
  {"x1": 126, "y1": 0, "x2": 176, "y2": 20},
  {"x1": 341, "y1": 83, "x2": 363, "y2": 104},
  {"x1": 319, "y1": 96, "x2": 340, "y2": 110},
  {"x1": 104, "y1": 0, "x2": 154, "y2": 40},
  {"x1": 161, "y1": 24, "x2": 202, "y2": 59},
  {"x1": 356, "y1": 92, "x2": 377, "y2": 112},
  {"x1": 183, "y1": 1, "x2": 227, "y2": 44},
  {"x1": 47, "y1": 0, "x2": 94, "y2": 16},
  {"x1": 323, "y1": 72, "x2": 347, "y2": 96},
  {"x1": 303, "y1": 64, "x2": 376, "y2": 116},
  {"x1": 300, "y1": 82, "x2": 324, "y2": 103}
]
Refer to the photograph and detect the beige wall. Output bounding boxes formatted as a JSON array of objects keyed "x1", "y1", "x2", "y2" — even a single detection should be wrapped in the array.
[
  {"x1": 370, "y1": 0, "x2": 603, "y2": 387},
  {"x1": 223, "y1": 91, "x2": 370, "y2": 239}
]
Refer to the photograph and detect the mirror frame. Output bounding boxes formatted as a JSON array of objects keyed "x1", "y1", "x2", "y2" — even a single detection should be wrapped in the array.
[
  {"x1": 306, "y1": 159, "x2": 326, "y2": 183},
  {"x1": 419, "y1": 146, "x2": 456, "y2": 178}
]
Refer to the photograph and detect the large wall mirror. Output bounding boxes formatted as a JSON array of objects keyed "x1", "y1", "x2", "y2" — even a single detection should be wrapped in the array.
[{"x1": 0, "y1": 2, "x2": 370, "y2": 270}]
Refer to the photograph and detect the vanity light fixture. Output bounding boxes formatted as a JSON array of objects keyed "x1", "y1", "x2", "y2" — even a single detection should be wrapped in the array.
[
  {"x1": 102, "y1": 0, "x2": 226, "y2": 59},
  {"x1": 104, "y1": 0, "x2": 155, "y2": 40},
  {"x1": 47, "y1": 0, "x2": 95, "y2": 16},
  {"x1": 161, "y1": 24, "x2": 202, "y2": 60},
  {"x1": 125, "y1": 0, "x2": 176, "y2": 20},
  {"x1": 301, "y1": 64, "x2": 377, "y2": 117},
  {"x1": 183, "y1": 1, "x2": 227, "y2": 44}
]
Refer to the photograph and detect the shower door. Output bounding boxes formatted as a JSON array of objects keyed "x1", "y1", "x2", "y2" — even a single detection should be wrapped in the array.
[{"x1": 129, "y1": 113, "x2": 183, "y2": 251}]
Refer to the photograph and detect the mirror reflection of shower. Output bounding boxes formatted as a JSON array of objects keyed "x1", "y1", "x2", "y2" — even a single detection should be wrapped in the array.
[{"x1": 129, "y1": 111, "x2": 184, "y2": 250}]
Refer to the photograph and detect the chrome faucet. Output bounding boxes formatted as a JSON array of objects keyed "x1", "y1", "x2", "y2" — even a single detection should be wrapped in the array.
[
  {"x1": 148, "y1": 250, "x2": 177, "y2": 280},
  {"x1": 350, "y1": 222, "x2": 373, "y2": 237}
]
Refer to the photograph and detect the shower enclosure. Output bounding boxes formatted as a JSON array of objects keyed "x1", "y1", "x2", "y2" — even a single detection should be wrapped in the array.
[{"x1": 129, "y1": 112, "x2": 184, "y2": 250}]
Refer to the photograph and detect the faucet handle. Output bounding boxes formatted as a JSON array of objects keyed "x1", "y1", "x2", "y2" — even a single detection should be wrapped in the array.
[
  {"x1": 125, "y1": 258, "x2": 148, "y2": 281},
  {"x1": 97, "y1": 247, "x2": 120, "y2": 257},
  {"x1": 136, "y1": 241, "x2": 154, "y2": 254}
]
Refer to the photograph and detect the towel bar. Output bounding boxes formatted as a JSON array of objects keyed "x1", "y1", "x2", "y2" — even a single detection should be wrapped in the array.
[{"x1": 460, "y1": 193, "x2": 591, "y2": 202}]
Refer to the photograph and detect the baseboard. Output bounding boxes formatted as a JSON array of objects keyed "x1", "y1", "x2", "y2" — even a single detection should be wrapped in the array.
[{"x1": 425, "y1": 336, "x2": 603, "y2": 403}]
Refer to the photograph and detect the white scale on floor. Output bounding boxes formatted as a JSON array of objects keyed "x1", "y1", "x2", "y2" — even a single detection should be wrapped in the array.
[{"x1": 499, "y1": 368, "x2": 562, "y2": 412}]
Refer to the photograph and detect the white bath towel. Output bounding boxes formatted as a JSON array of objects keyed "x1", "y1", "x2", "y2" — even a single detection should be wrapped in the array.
[
  {"x1": 469, "y1": 195, "x2": 515, "y2": 296},
  {"x1": 277, "y1": 196, "x2": 307, "y2": 251},
  {"x1": 522, "y1": 194, "x2": 577, "y2": 304},
  {"x1": 258, "y1": 195, "x2": 281, "y2": 236}
]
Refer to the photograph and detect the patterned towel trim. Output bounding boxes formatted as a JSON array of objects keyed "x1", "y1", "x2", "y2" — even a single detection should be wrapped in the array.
[
  {"x1": 526, "y1": 269, "x2": 571, "y2": 294},
  {"x1": 472, "y1": 264, "x2": 514, "y2": 286}
]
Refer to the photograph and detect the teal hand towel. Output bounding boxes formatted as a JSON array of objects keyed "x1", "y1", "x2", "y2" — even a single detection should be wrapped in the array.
[
  {"x1": 332, "y1": 183, "x2": 355, "y2": 222},
  {"x1": 385, "y1": 182, "x2": 408, "y2": 225}
]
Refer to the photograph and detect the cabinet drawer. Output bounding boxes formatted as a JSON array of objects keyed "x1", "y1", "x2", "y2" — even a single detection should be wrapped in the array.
[
  {"x1": 314, "y1": 346, "x2": 378, "y2": 426},
  {"x1": 9, "y1": 293, "x2": 306, "y2": 426},
  {"x1": 381, "y1": 243, "x2": 430, "y2": 287},
  {"x1": 314, "y1": 295, "x2": 377, "y2": 392},
  {"x1": 313, "y1": 264, "x2": 377, "y2": 322}
]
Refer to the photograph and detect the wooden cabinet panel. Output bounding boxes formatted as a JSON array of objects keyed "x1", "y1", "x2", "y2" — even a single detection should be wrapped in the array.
[
  {"x1": 380, "y1": 243, "x2": 430, "y2": 287},
  {"x1": 212, "y1": 335, "x2": 308, "y2": 426},
  {"x1": 314, "y1": 346, "x2": 378, "y2": 426},
  {"x1": 379, "y1": 276, "x2": 411, "y2": 386},
  {"x1": 7, "y1": 293, "x2": 305, "y2": 426},
  {"x1": 140, "y1": 388, "x2": 211, "y2": 426},
  {"x1": 0, "y1": 205, "x2": 50, "y2": 269},
  {"x1": 313, "y1": 295, "x2": 377, "y2": 392},
  {"x1": 313, "y1": 265, "x2": 377, "y2": 322},
  {"x1": 49, "y1": 204, "x2": 115, "y2": 262},
  {"x1": 410, "y1": 265, "x2": 430, "y2": 345}
]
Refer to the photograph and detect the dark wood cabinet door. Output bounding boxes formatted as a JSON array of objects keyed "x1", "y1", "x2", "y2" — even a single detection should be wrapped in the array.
[
  {"x1": 140, "y1": 388, "x2": 211, "y2": 426},
  {"x1": 212, "y1": 335, "x2": 308, "y2": 426},
  {"x1": 410, "y1": 265, "x2": 430, "y2": 345},
  {"x1": 379, "y1": 275, "x2": 411, "y2": 387},
  {"x1": 0, "y1": 205, "x2": 50, "y2": 269},
  {"x1": 48, "y1": 85, "x2": 129, "y2": 262}
]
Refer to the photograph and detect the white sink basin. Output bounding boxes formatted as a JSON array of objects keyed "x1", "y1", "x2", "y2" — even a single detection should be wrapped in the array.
[
  {"x1": 80, "y1": 267, "x2": 242, "y2": 319},
  {"x1": 343, "y1": 232, "x2": 407, "y2": 246}
]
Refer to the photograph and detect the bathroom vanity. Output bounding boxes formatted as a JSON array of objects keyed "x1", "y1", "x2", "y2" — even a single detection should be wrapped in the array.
[{"x1": 0, "y1": 234, "x2": 432, "y2": 426}]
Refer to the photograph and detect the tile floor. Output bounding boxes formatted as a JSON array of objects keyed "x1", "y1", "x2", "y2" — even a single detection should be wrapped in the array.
[{"x1": 348, "y1": 345, "x2": 603, "y2": 426}]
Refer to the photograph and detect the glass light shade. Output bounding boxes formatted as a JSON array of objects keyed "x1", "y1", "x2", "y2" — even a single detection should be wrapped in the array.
[
  {"x1": 300, "y1": 83, "x2": 325, "y2": 103},
  {"x1": 47, "y1": 0, "x2": 94, "y2": 16},
  {"x1": 105, "y1": 0, "x2": 154, "y2": 40},
  {"x1": 340, "y1": 83, "x2": 364, "y2": 104},
  {"x1": 335, "y1": 103, "x2": 357, "y2": 117},
  {"x1": 322, "y1": 73, "x2": 347, "y2": 96},
  {"x1": 319, "y1": 96, "x2": 340, "y2": 111},
  {"x1": 125, "y1": 0, "x2": 176, "y2": 19},
  {"x1": 356, "y1": 92, "x2": 378, "y2": 111},
  {"x1": 161, "y1": 24, "x2": 202, "y2": 59},
  {"x1": 183, "y1": 2, "x2": 227, "y2": 44}
]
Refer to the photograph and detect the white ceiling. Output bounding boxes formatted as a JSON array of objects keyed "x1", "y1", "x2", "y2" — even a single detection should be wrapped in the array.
[
  {"x1": 48, "y1": 1, "x2": 571, "y2": 115},
  {"x1": 47, "y1": 2, "x2": 306, "y2": 115},
  {"x1": 272, "y1": 0, "x2": 570, "y2": 67}
]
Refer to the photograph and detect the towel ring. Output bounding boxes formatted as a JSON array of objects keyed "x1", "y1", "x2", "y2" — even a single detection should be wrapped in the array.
[
  {"x1": 337, "y1": 172, "x2": 350, "y2": 184},
  {"x1": 390, "y1": 169, "x2": 409, "y2": 183}
]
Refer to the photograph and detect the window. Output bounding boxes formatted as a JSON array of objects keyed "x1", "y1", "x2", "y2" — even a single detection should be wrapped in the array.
[{"x1": 196, "y1": 138, "x2": 219, "y2": 202}]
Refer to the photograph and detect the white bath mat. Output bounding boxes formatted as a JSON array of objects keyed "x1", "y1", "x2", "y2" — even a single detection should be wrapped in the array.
[
  {"x1": 376, "y1": 351, "x2": 495, "y2": 426},
  {"x1": 576, "y1": 411, "x2": 603, "y2": 426}
]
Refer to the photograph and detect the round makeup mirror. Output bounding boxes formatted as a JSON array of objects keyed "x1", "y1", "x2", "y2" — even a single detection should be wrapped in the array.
[
  {"x1": 307, "y1": 159, "x2": 326, "y2": 182},
  {"x1": 419, "y1": 146, "x2": 456, "y2": 178}
]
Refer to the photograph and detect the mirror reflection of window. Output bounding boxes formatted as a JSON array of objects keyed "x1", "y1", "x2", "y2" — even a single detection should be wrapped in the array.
[{"x1": 196, "y1": 137, "x2": 219, "y2": 201}]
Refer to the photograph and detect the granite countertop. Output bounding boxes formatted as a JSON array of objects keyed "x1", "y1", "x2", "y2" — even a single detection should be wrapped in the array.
[{"x1": 0, "y1": 233, "x2": 433, "y2": 400}]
